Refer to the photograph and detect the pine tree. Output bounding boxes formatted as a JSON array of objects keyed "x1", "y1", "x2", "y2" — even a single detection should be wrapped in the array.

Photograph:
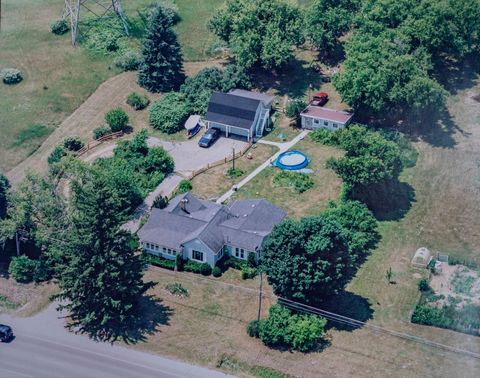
[
  {"x1": 138, "y1": 5, "x2": 185, "y2": 92},
  {"x1": 56, "y1": 169, "x2": 154, "y2": 341},
  {"x1": 0, "y1": 173, "x2": 10, "y2": 220}
]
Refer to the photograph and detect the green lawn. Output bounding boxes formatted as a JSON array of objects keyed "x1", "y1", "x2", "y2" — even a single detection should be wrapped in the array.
[{"x1": 0, "y1": 0, "x2": 223, "y2": 173}]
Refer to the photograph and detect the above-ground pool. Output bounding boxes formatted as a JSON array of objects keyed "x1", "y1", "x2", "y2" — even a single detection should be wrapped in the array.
[{"x1": 274, "y1": 150, "x2": 310, "y2": 170}]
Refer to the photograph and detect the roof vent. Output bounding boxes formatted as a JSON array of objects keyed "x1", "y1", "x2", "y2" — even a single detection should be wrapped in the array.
[
  {"x1": 244, "y1": 214, "x2": 248, "y2": 217},
  {"x1": 181, "y1": 198, "x2": 190, "y2": 214},
  {"x1": 251, "y1": 204, "x2": 255, "y2": 208}
]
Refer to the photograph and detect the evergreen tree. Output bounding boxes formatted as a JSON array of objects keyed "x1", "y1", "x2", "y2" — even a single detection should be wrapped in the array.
[
  {"x1": 0, "y1": 173, "x2": 10, "y2": 220},
  {"x1": 138, "y1": 5, "x2": 185, "y2": 92},
  {"x1": 55, "y1": 169, "x2": 154, "y2": 341}
]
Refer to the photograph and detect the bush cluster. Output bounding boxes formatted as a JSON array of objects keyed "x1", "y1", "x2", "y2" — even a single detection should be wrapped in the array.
[
  {"x1": 149, "y1": 92, "x2": 190, "y2": 134},
  {"x1": 63, "y1": 136, "x2": 84, "y2": 152},
  {"x1": 82, "y1": 18, "x2": 129, "y2": 55},
  {"x1": 183, "y1": 260, "x2": 212, "y2": 276},
  {"x1": 177, "y1": 179, "x2": 192, "y2": 194},
  {"x1": 105, "y1": 108, "x2": 129, "y2": 132},
  {"x1": 417, "y1": 278, "x2": 431, "y2": 292},
  {"x1": 152, "y1": 195, "x2": 169, "y2": 209},
  {"x1": 50, "y1": 19, "x2": 69, "y2": 35},
  {"x1": 273, "y1": 171, "x2": 314, "y2": 193},
  {"x1": 285, "y1": 99, "x2": 307, "y2": 118},
  {"x1": 212, "y1": 266, "x2": 222, "y2": 277},
  {"x1": 127, "y1": 92, "x2": 150, "y2": 110},
  {"x1": 249, "y1": 304, "x2": 327, "y2": 352},
  {"x1": 165, "y1": 282, "x2": 189, "y2": 297},
  {"x1": 114, "y1": 51, "x2": 142, "y2": 71},
  {"x1": 1, "y1": 68, "x2": 23, "y2": 84},
  {"x1": 8, "y1": 256, "x2": 52, "y2": 283},
  {"x1": 92, "y1": 126, "x2": 111, "y2": 140},
  {"x1": 144, "y1": 254, "x2": 175, "y2": 270}
]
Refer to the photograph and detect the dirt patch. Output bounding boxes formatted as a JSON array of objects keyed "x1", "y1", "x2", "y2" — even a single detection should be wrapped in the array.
[
  {"x1": 430, "y1": 264, "x2": 480, "y2": 307},
  {"x1": 472, "y1": 93, "x2": 480, "y2": 103}
]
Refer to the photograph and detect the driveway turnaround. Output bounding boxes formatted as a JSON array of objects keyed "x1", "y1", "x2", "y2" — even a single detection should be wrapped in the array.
[
  {"x1": 0, "y1": 305, "x2": 234, "y2": 378},
  {"x1": 147, "y1": 135, "x2": 249, "y2": 177}
]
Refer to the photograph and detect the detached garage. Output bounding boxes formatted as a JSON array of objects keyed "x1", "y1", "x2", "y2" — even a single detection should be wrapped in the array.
[{"x1": 300, "y1": 106, "x2": 353, "y2": 131}]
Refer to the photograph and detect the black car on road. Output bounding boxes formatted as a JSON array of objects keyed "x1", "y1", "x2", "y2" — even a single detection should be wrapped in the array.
[
  {"x1": 198, "y1": 128, "x2": 220, "y2": 148},
  {"x1": 0, "y1": 324, "x2": 13, "y2": 342}
]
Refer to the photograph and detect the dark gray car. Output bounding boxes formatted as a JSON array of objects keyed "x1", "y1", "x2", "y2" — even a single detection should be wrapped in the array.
[
  {"x1": 198, "y1": 128, "x2": 220, "y2": 148},
  {"x1": 0, "y1": 324, "x2": 13, "y2": 342}
]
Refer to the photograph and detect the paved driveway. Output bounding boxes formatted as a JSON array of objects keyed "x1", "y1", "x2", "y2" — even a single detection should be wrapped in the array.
[{"x1": 147, "y1": 134, "x2": 249, "y2": 177}]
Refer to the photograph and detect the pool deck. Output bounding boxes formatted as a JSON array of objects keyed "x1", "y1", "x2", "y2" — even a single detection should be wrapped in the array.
[{"x1": 216, "y1": 130, "x2": 310, "y2": 204}]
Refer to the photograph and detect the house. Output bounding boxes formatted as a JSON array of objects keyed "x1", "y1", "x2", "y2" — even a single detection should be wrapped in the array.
[
  {"x1": 138, "y1": 192, "x2": 287, "y2": 267},
  {"x1": 300, "y1": 105, "x2": 353, "y2": 131},
  {"x1": 204, "y1": 89, "x2": 274, "y2": 141}
]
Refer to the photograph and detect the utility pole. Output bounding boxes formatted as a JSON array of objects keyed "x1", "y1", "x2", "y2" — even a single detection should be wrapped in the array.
[
  {"x1": 257, "y1": 270, "x2": 263, "y2": 321},
  {"x1": 232, "y1": 145, "x2": 236, "y2": 171},
  {"x1": 15, "y1": 231, "x2": 20, "y2": 257}
]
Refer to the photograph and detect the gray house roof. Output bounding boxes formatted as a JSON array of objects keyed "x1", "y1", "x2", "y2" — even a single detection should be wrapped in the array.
[
  {"x1": 229, "y1": 89, "x2": 274, "y2": 108},
  {"x1": 204, "y1": 92, "x2": 261, "y2": 130},
  {"x1": 138, "y1": 193, "x2": 287, "y2": 253}
]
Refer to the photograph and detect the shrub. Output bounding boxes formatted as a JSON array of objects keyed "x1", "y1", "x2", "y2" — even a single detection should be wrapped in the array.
[
  {"x1": 241, "y1": 266, "x2": 257, "y2": 280},
  {"x1": 127, "y1": 92, "x2": 150, "y2": 110},
  {"x1": 212, "y1": 266, "x2": 222, "y2": 277},
  {"x1": 247, "y1": 320, "x2": 260, "y2": 337},
  {"x1": 82, "y1": 18, "x2": 128, "y2": 55},
  {"x1": 63, "y1": 136, "x2": 84, "y2": 152},
  {"x1": 273, "y1": 171, "x2": 314, "y2": 193},
  {"x1": 183, "y1": 260, "x2": 206, "y2": 274},
  {"x1": 149, "y1": 92, "x2": 190, "y2": 134},
  {"x1": 285, "y1": 99, "x2": 307, "y2": 118},
  {"x1": 50, "y1": 19, "x2": 69, "y2": 35},
  {"x1": 8, "y1": 256, "x2": 38, "y2": 283},
  {"x1": 226, "y1": 167, "x2": 244, "y2": 178},
  {"x1": 177, "y1": 179, "x2": 192, "y2": 194},
  {"x1": 153, "y1": 195, "x2": 169, "y2": 209},
  {"x1": 144, "y1": 254, "x2": 175, "y2": 270},
  {"x1": 114, "y1": 50, "x2": 142, "y2": 71},
  {"x1": 256, "y1": 304, "x2": 327, "y2": 352},
  {"x1": 1, "y1": 68, "x2": 23, "y2": 84},
  {"x1": 105, "y1": 108, "x2": 129, "y2": 132},
  {"x1": 33, "y1": 258, "x2": 53, "y2": 283},
  {"x1": 247, "y1": 252, "x2": 257, "y2": 268},
  {"x1": 418, "y1": 278, "x2": 431, "y2": 292},
  {"x1": 201, "y1": 263, "x2": 212, "y2": 276},
  {"x1": 176, "y1": 254, "x2": 184, "y2": 271},
  {"x1": 48, "y1": 145, "x2": 67, "y2": 166},
  {"x1": 93, "y1": 126, "x2": 111, "y2": 140},
  {"x1": 165, "y1": 282, "x2": 189, "y2": 297}
]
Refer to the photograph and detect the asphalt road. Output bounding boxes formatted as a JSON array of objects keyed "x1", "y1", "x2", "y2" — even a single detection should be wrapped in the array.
[{"x1": 0, "y1": 305, "x2": 234, "y2": 378}]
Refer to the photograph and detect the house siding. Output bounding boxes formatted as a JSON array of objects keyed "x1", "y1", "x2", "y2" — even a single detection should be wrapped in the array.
[
  {"x1": 143, "y1": 242, "x2": 177, "y2": 260},
  {"x1": 182, "y1": 238, "x2": 216, "y2": 267},
  {"x1": 301, "y1": 115, "x2": 350, "y2": 131}
]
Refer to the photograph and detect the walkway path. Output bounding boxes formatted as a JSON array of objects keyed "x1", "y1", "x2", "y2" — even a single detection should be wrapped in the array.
[{"x1": 216, "y1": 130, "x2": 310, "y2": 204}]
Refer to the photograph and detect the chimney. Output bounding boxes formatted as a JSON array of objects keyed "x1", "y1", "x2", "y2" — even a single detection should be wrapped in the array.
[{"x1": 180, "y1": 198, "x2": 190, "y2": 214}]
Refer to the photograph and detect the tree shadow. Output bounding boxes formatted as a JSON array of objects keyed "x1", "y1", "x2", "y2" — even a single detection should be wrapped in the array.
[
  {"x1": 315, "y1": 43, "x2": 345, "y2": 67},
  {"x1": 114, "y1": 295, "x2": 173, "y2": 344},
  {"x1": 432, "y1": 54, "x2": 480, "y2": 95},
  {"x1": 319, "y1": 291, "x2": 374, "y2": 332},
  {"x1": 348, "y1": 180, "x2": 416, "y2": 221},
  {"x1": 250, "y1": 57, "x2": 324, "y2": 98}
]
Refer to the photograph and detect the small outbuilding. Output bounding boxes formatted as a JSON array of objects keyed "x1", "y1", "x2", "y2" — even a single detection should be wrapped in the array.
[
  {"x1": 300, "y1": 106, "x2": 353, "y2": 131},
  {"x1": 411, "y1": 247, "x2": 432, "y2": 268}
]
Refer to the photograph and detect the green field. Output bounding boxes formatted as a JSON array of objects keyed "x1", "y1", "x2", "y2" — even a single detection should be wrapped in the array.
[{"x1": 0, "y1": 0, "x2": 222, "y2": 173}]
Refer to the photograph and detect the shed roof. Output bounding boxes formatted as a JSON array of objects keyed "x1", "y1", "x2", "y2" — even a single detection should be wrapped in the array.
[
  {"x1": 229, "y1": 89, "x2": 274, "y2": 107},
  {"x1": 301, "y1": 106, "x2": 353, "y2": 124}
]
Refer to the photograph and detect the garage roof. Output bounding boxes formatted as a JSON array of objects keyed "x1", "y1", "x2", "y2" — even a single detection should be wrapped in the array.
[{"x1": 301, "y1": 106, "x2": 353, "y2": 124}]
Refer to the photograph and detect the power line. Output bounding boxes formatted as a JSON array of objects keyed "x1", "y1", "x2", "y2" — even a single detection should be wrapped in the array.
[{"x1": 150, "y1": 266, "x2": 480, "y2": 361}]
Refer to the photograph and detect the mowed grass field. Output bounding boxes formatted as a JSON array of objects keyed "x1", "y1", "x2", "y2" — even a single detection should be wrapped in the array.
[{"x1": 0, "y1": 0, "x2": 223, "y2": 173}]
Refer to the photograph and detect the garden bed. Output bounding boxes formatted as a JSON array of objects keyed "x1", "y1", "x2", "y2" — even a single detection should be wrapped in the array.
[{"x1": 411, "y1": 264, "x2": 480, "y2": 336}]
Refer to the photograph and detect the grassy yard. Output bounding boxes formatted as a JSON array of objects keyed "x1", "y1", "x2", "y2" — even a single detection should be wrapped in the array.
[
  {"x1": 191, "y1": 144, "x2": 278, "y2": 200},
  {"x1": 0, "y1": 0, "x2": 223, "y2": 174},
  {"x1": 232, "y1": 138, "x2": 344, "y2": 218}
]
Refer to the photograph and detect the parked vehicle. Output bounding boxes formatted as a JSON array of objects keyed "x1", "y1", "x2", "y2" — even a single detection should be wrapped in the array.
[
  {"x1": 198, "y1": 128, "x2": 220, "y2": 148},
  {"x1": 0, "y1": 324, "x2": 13, "y2": 342},
  {"x1": 311, "y1": 92, "x2": 329, "y2": 106}
]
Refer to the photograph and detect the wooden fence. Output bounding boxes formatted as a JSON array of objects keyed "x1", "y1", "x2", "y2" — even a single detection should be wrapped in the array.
[
  {"x1": 185, "y1": 142, "x2": 253, "y2": 180},
  {"x1": 75, "y1": 131, "x2": 124, "y2": 157}
]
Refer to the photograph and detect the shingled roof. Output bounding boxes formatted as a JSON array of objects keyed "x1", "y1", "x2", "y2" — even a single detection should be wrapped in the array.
[
  {"x1": 138, "y1": 193, "x2": 287, "y2": 253},
  {"x1": 204, "y1": 92, "x2": 261, "y2": 130}
]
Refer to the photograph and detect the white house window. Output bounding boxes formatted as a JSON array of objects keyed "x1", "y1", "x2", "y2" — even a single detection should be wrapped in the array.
[
  {"x1": 314, "y1": 119, "x2": 319, "y2": 124},
  {"x1": 155, "y1": 245, "x2": 159, "y2": 251},
  {"x1": 192, "y1": 250, "x2": 204, "y2": 262},
  {"x1": 163, "y1": 247, "x2": 167, "y2": 253},
  {"x1": 235, "y1": 247, "x2": 246, "y2": 259},
  {"x1": 323, "y1": 121, "x2": 328, "y2": 126},
  {"x1": 333, "y1": 123, "x2": 338, "y2": 128}
]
